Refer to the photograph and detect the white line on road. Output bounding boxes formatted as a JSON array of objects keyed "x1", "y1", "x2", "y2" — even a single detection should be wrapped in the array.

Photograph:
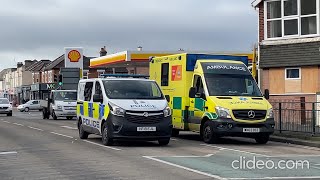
[
  {"x1": 83, "y1": 140, "x2": 121, "y2": 151},
  {"x1": 0, "y1": 151, "x2": 17, "y2": 155},
  {"x1": 229, "y1": 176, "x2": 320, "y2": 180},
  {"x1": 28, "y1": 126, "x2": 44, "y2": 131},
  {"x1": 13, "y1": 123, "x2": 24, "y2": 126},
  {"x1": 50, "y1": 132, "x2": 74, "y2": 139},
  {"x1": 143, "y1": 156, "x2": 225, "y2": 180},
  {"x1": 200, "y1": 144, "x2": 269, "y2": 157},
  {"x1": 3, "y1": 121, "x2": 10, "y2": 124},
  {"x1": 315, "y1": 164, "x2": 320, "y2": 166},
  {"x1": 160, "y1": 154, "x2": 214, "y2": 158},
  {"x1": 170, "y1": 138, "x2": 178, "y2": 141},
  {"x1": 61, "y1": 126, "x2": 78, "y2": 130}
]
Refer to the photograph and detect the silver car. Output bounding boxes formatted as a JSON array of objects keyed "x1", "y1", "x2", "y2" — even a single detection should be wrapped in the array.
[{"x1": 18, "y1": 100, "x2": 43, "y2": 112}]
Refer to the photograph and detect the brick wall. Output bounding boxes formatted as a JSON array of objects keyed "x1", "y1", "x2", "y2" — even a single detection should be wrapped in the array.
[{"x1": 258, "y1": 2, "x2": 264, "y2": 42}]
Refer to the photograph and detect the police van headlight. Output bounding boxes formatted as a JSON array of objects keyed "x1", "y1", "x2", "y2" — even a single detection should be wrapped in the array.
[
  {"x1": 267, "y1": 108, "x2": 274, "y2": 118},
  {"x1": 163, "y1": 106, "x2": 172, "y2": 117},
  {"x1": 215, "y1": 106, "x2": 231, "y2": 119},
  {"x1": 57, "y1": 105, "x2": 63, "y2": 110},
  {"x1": 109, "y1": 103, "x2": 125, "y2": 117}
]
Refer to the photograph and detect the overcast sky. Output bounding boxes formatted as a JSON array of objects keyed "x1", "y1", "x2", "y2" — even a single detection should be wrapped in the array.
[{"x1": 0, "y1": 0, "x2": 257, "y2": 69}]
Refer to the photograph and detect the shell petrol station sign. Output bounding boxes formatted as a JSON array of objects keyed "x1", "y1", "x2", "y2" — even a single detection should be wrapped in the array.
[{"x1": 65, "y1": 47, "x2": 83, "y2": 69}]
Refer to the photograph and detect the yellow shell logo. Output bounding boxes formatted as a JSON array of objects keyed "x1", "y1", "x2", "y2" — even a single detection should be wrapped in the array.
[{"x1": 68, "y1": 50, "x2": 81, "y2": 62}]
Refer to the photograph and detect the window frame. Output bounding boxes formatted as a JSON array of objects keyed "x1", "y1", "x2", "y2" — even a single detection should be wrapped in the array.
[
  {"x1": 285, "y1": 67, "x2": 301, "y2": 80},
  {"x1": 264, "y1": 0, "x2": 319, "y2": 40}
]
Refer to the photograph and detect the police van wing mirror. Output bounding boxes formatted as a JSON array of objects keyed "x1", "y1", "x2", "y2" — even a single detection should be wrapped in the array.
[
  {"x1": 264, "y1": 89, "x2": 270, "y2": 100},
  {"x1": 93, "y1": 94, "x2": 103, "y2": 103},
  {"x1": 189, "y1": 87, "x2": 196, "y2": 98}
]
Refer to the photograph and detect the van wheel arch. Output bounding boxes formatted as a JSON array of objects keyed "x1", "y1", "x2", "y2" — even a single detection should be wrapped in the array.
[
  {"x1": 101, "y1": 119, "x2": 106, "y2": 134},
  {"x1": 78, "y1": 117, "x2": 82, "y2": 129}
]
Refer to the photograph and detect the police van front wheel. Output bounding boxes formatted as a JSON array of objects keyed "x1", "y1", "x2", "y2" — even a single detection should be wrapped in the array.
[
  {"x1": 79, "y1": 123, "x2": 89, "y2": 139},
  {"x1": 202, "y1": 121, "x2": 219, "y2": 144},
  {"x1": 102, "y1": 123, "x2": 113, "y2": 146},
  {"x1": 158, "y1": 138, "x2": 170, "y2": 146}
]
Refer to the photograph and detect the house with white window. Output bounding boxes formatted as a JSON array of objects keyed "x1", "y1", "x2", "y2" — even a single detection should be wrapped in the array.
[{"x1": 252, "y1": 0, "x2": 320, "y2": 102}]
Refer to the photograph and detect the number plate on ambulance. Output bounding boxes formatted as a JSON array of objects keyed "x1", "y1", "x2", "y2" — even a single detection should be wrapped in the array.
[
  {"x1": 243, "y1": 128, "x2": 260, "y2": 133},
  {"x1": 137, "y1": 127, "x2": 156, "y2": 132}
]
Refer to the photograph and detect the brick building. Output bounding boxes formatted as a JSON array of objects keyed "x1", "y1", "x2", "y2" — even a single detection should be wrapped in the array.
[{"x1": 253, "y1": 0, "x2": 320, "y2": 102}]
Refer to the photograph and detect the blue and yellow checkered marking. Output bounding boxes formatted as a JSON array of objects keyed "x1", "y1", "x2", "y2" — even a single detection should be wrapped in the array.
[{"x1": 77, "y1": 101, "x2": 110, "y2": 120}]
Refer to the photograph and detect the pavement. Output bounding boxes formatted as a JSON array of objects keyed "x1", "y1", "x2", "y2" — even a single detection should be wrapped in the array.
[{"x1": 1, "y1": 110, "x2": 320, "y2": 180}]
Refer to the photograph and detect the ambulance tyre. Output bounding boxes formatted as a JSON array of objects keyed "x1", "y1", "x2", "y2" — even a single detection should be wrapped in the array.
[
  {"x1": 202, "y1": 121, "x2": 219, "y2": 144},
  {"x1": 79, "y1": 123, "x2": 89, "y2": 139},
  {"x1": 158, "y1": 138, "x2": 170, "y2": 146},
  {"x1": 171, "y1": 129, "x2": 180, "y2": 137},
  {"x1": 102, "y1": 123, "x2": 113, "y2": 146},
  {"x1": 255, "y1": 134, "x2": 270, "y2": 144}
]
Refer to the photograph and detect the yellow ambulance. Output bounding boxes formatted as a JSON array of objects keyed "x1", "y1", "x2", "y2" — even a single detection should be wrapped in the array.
[{"x1": 149, "y1": 53, "x2": 275, "y2": 144}]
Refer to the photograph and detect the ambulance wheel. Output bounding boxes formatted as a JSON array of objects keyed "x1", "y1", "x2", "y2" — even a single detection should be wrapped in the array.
[
  {"x1": 52, "y1": 111, "x2": 58, "y2": 120},
  {"x1": 202, "y1": 121, "x2": 219, "y2": 144},
  {"x1": 79, "y1": 123, "x2": 89, "y2": 139},
  {"x1": 255, "y1": 134, "x2": 270, "y2": 144},
  {"x1": 171, "y1": 129, "x2": 180, "y2": 137},
  {"x1": 158, "y1": 138, "x2": 170, "y2": 146},
  {"x1": 102, "y1": 123, "x2": 113, "y2": 146}
]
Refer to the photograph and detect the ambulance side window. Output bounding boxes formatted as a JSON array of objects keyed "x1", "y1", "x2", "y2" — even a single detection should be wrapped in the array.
[
  {"x1": 161, "y1": 63, "x2": 169, "y2": 86},
  {"x1": 193, "y1": 75, "x2": 204, "y2": 94},
  {"x1": 95, "y1": 81, "x2": 103, "y2": 98},
  {"x1": 84, "y1": 82, "x2": 93, "y2": 101}
]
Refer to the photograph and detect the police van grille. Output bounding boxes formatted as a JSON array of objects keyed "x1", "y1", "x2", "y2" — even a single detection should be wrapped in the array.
[
  {"x1": 126, "y1": 111, "x2": 163, "y2": 124},
  {"x1": 232, "y1": 110, "x2": 267, "y2": 120}
]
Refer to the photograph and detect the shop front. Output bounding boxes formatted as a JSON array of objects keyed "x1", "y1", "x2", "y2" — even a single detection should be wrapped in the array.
[{"x1": 30, "y1": 83, "x2": 57, "y2": 100}]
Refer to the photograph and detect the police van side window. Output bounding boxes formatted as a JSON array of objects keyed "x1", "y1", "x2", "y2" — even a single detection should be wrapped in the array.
[
  {"x1": 161, "y1": 63, "x2": 169, "y2": 86},
  {"x1": 95, "y1": 81, "x2": 103, "y2": 98},
  {"x1": 84, "y1": 82, "x2": 94, "y2": 101},
  {"x1": 78, "y1": 82, "x2": 85, "y2": 101}
]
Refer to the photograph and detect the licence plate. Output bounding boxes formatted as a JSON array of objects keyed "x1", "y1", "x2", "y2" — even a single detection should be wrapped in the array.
[
  {"x1": 137, "y1": 127, "x2": 156, "y2": 132},
  {"x1": 243, "y1": 128, "x2": 260, "y2": 133}
]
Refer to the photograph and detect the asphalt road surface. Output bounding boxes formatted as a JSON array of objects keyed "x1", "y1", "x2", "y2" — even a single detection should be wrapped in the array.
[{"x1": 1, "y1": 110, "x2": 320, "y2": 180}]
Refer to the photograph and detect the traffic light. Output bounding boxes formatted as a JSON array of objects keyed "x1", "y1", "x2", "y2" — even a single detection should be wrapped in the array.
[
  {"x1": 53, "y1": 75, "x2": 58, "y2": 82},
  {"x1": 58, "y1": 74, "x2": 63, "y2": 86}
]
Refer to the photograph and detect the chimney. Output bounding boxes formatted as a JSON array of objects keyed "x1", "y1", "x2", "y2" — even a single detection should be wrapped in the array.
[
  {"x1": 17, "y1": 62, "x2": 23, "y2": 68},
  {"x1": 137, "y1": 46, "x2": 142, "y2": 51},
  {"x1": 100, "y1": 46, "x2": 107, "y2": 57}
]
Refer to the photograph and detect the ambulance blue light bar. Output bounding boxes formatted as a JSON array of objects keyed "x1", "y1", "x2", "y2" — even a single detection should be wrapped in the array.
[{"x1": 101, "y1": 74, "x2": 150, "y2": 79}]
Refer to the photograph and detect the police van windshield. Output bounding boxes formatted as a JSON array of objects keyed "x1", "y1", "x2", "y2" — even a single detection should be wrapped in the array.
[
  {"x1": 103, "y1": 80, "x2": 164, "y2": 99},
  {"x1": 53, "y1": 91, "x2": 77, "y2": 101},
  {"x1": 205, "y1": 74, "x2": 262, "y2": 97}
]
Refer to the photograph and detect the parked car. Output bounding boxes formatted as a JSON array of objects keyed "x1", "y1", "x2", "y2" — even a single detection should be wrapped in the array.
[
  {"x1": 17, "y1": 100, "x2": 43, "y2": 112},
  {"x1": 0, "y1": 98, "x2": 12, "y2": 116}
]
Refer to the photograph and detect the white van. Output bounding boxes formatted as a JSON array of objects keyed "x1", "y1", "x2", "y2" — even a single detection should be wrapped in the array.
[{"x1": 77, "y1": 76, "x2": 172, "y2": 146}]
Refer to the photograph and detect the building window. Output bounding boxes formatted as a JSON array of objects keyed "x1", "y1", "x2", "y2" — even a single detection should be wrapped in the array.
[
  {"x1": 285, "y1": 68, "x2": 301, "y2": 79},
  {"x1": 83, "y1": 70, "x2": 89, "y2": 79},
  {"x1": 97, "y1": 70, "x2": 105, "y2": 78},
  {"x1": 265, "y1": 0, "x2": 319, "y2": 39}
]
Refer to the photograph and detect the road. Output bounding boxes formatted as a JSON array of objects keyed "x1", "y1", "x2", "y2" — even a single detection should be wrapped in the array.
[{"x1": 1, "y1": 110, "x2": 320, "y2": 180}]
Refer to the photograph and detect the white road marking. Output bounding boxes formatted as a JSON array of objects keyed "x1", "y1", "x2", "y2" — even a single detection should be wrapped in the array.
[
  {"x1": 229, "y1": 176, "x2": 320, "y2": 180},
  {"x1": 160, "y1": 154, "x2": 215, "y2": 158},
  {"x1": 28, "y1": 126, "x2": 44, "y2": 131},
  {"x1": 201, "y1": 144, "x2": 269, "y2": 157},
  {"x1": 83, "y1": 140, "x2": 121, "y2": 151},
  {"x1": 3, "y1": 121, "x2": 10, "y2": 123},
  {"x1": 315, "y1": 164, "x2": 320, "y2": 166},
  {"x1": 170, "y1": 138, "x2": 178, "y2": 141},
  {"x1": 61, "y1": 126, "x2": 78, "y2": 130},
  {"x1": 0, "y1": 151, "x2": 17, "y2": 155},
  {"x1": 13, "y1": 123, "x2": 24, "y2": 126},
  {"x1": 143, "y1": 156, "x2": 225, "y2": 180},
  {"x1": 50, "y1": 132, "x2": 74, "y2": 139}
]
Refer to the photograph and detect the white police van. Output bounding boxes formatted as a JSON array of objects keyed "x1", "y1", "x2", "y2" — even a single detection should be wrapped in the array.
[{"x1": 77, "y1": 74, "x2": 172, "y2": 146}]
